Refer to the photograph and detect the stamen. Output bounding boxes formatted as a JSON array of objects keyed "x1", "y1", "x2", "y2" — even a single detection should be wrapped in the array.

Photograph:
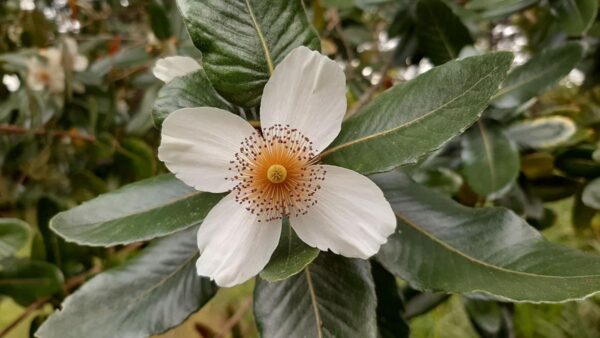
[{"x1": 227, "y1": 124, "x2": 325, "y2": 222}]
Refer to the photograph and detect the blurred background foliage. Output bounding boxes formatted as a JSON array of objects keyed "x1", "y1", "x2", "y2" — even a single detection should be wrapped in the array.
[{"x1": 1, "y1": 0, "x2": 600, "y2": 337}]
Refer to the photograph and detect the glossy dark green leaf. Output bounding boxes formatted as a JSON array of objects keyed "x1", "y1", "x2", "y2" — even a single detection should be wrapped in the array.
[
  {"x1": 412, "y1": 167, "x2": 463, "y2": 196},
  {"x1": 260, "y1": 219, "x2": 319, "y2": 282},
  {"x1": 147, "y1": 0, "x2": 172, "y2": 40},
  {"x1": 50, "y1": 174, "x2": 224, "y2": 247},
  {"x1": 176, "y1": 0, "x2": 319, "y2": 107},
  {"x1": 372, "y1": 261, "x2": 410, "y2": 338},
  {"x1": 374, "y1": 171, "x2": 600, "y2": 302},
  {"x1": 36, "y1": 226, "x2": 217, "y2": 338},
  {"x1": 322, "y1": 52, "x2": 513, "y2": 175},
  {"x1": 551, "y1": 0, "x2": 598, "y2": 36},
  {"x1": 463, "y1": 298, "x2": 502, "y2": 335},
  {"x1": 0, "y1": 258, "x2": 64, "y2": 306},
  {"x1": 152, "y1": 70, "x2": 234, "y2": 128},
  {"x1": 0, "y1": 218, "x2": 30, "y2": 259},
  {"x1": 416, "y1": 0, "x2": 473, "y2": 65},
  {"x1": 461, "y1": 121, "x2": 520, "y2": 196},
  {"x1": 526, "y1": 176, "x2": 580, "y2": 202},
  {"x1": 507, "y1": 116, "x2": 576, "y2": 149},
  {"x1": 555, "y1": 146, "x2": 600, "y2": 178},
  {"x1": 404, "y1": 291, "x2": 450, "y2": 319},
  {"x1": 254, "y1": 253, "x2": 377, "y2": 338},
  {"x1": 492, "y1": 42, "x2": 583, "y2": 108}
]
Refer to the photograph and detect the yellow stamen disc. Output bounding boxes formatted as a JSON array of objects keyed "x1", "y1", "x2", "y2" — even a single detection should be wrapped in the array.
[{"x1": 267, "y1": 164, "x2": 287, "y2": 184}]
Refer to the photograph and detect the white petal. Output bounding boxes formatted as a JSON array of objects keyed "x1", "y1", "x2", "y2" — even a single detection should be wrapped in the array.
[
  {"x1": 196, "y1": 193, "x2": 281, "y2": 287},
  {"x1": 260, "y1": 46, "x2": 346, "y2": 153},
  {"x1": 153, "y1": 56, "x2": 201, "y2": 83},
  {"x1": 73, "y1": 55, "x2": 88, "y2": 72},
  {"x1": 291, "y1": 165, "x2": 396, "y2": 259},
  {"x1": 158, "y1": 107, "x2": 256, "y2": 193}
]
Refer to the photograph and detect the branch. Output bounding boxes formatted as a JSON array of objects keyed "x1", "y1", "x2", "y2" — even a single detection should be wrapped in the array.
[
  {"x1": 0, "y1": 266, "x2": 101, "y2": 338},
  {"x1": 0, "y1": 125, "x2": 96, "y2": 142},
  {"x1": 216, "y1": 297, "x2": 253, "y2": 338}
]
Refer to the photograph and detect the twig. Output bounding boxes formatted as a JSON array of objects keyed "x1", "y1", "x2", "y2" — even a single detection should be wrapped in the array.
[
  {"x1": 0, "y1": 297, "x2": 50, "y2": 337},
  {"x1": 0, "y1": 266, "x2": 101, "y2": 338},
  {"x1": 215, "y1": 297, "x2": 253, "y2": 338},
  {"x1": 0, "y1": 125, "x2": 96, "y2": 142},
  {"x1": 346, "y1": 55, "x2": 395, "y2": 117}
]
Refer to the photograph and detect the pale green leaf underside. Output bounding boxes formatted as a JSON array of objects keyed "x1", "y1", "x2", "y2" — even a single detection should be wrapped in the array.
[
  {"x1": 0, "y1": 218, "x2": 30, "y2": 259},
  {"x1": 375, "y1": 171, "x2": 600, "y2": 303}
]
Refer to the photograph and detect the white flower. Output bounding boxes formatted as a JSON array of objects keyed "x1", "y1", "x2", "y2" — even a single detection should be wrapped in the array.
[
  {"x1": 26, "y1": 50, "x2": 65, "y2": 93},
  {"x1": 152, "y1": 56, "x2": 201, "y2": 83},
  {"x1": 25, "y1": 37, "x2": 88, "y2": 93},
  {"x1": 158, "y1": 46, "x2": 396, "y2": 287},
  {"x1": 64, "y1": 37, "x2": 88, "y2": 72}
]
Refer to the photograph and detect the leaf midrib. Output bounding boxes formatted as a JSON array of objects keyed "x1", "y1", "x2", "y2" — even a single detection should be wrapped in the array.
[
  {"x1": 394, "y1": 211, "x2": 600, "y2": 280},
  {"x1": 477, "y1": 121, "x2": 497, "y2": 191},
  {"x1": 52, "y1": 190, "x2": 204, "y2": 229},
  {"x1": 244, "y1": 0, "x2": 274, "y2": 74},
  {"x1": 322, "y1": 63, "x2": 504, "y2": 158},
  {"x1": 424, "y1": 0, "x2": 456, "y2": 60}
]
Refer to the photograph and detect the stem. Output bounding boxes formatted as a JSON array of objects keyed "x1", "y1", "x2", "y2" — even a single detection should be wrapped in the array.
[
  {"x1": 0, "y1": 297, "x2": 49, "y2": 337},
  {"x1": 216, "y1": 297, "x2": 253, "y2": 337},
  {"x1": 0, "y1": 266, "x2": 101, "y2": 338}
]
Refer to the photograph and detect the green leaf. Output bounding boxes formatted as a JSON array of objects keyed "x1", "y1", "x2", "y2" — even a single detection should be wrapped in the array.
[
  {"x1": 0, "y1": 258, "x2": 64, "y2": 306},
  {"x1": 176, "y1": 0, "x2": 320, "y2": 107},
  {"x1": 372, "y1": 261, "x2": 410, "y2": 338},
  {"x1": 374, "y1": 170, "x2": 600, "y2": 302},
  {"x1": 412, "y1": 168, "x2": 463, "y2": 196},
  {"x1": 147, "y1": 0, "x2": 172, "y2": 40},
  {"x1": 551, "y1": 0, "x2": 598, "y2": 36},
  {"x1": 526, "y1": 175, "x2": 580, "y2": 202},
  {"x1": 0, "y1": 218, "x2": 30, "y2": 259},
  {"x1": 582, "y1": 178, "x2": 600, "y2": 209},
  {"x1": 465, "y1": 0, "x2": 538, "y2": 19},
  {"x1": 259, "y1": 219, "x2": 319, "y2": 282},
  {"x1": 322, "y1": 52, "x2": 513, "y2": 175},
  {"x1": 463, "y1": 298, "x2": 502, "y2": 335},
  {"x1": 152, "y1": 70, "x2": 234, "y2": 128},
  {"x1": 254, "y1": 254, "x2": 377, "y2": 338},
  {"x1": 556, "y1": 146, "x2": 600, "y2": 178},
  {"x1": 50, "y1": 174, "x2": 224, "y2": 247},
  {"x1": 573, "y1": 188, "x2": 596, "y2": 229},
  {"x1": 461, "y1": 121, "x2": 520, "y2": 196},
  {"x1": 36, "y1": 226, "x2": 217, "y2": 338},
  {"x1": 404, "y1": 291, "x2": 450, "y2": 319},
  {"x1": 416, "y1": 0, "x2": 473, "y2": 65},
  {"x1": 492, "y1": 42, "x2": 583, "y2": 108}
]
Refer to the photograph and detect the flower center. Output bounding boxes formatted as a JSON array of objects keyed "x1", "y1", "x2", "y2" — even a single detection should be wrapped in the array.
[
  {"x1": 266, "y1": 164, "x2": 287, "y2": 183},
  {"x1": 227, "y1": 124, "x2": 325, "y2": 222}
]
